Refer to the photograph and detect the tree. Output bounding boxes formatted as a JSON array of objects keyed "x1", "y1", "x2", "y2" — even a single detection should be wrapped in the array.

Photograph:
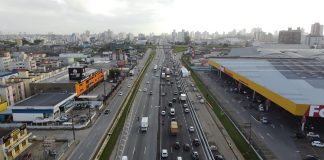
[
  {"x1": 108, "y1": 68, "x2": 121, "y2": 79},
  {"x1": 33, "y1": 39, "x2": 44, "y2": 45}
]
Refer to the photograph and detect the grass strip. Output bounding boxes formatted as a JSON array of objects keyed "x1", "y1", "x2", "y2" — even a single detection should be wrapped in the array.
[
  {"x1": 181, "y1": 55, "x2": 260, "y2": 160},
  {"x1": 99, "y1": 49, "x2": 156, "y2": 159}
]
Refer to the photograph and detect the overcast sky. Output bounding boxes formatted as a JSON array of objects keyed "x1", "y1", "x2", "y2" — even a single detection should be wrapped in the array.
[{"x1": 0, "y1": 0, "x2": 323, "y2": 34}]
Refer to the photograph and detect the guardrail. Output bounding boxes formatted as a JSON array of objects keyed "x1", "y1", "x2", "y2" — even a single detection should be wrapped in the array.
[
  {"x1": 181, "y1": 80, "x2": 215, "y2": 160},
  {"x1": 93, "y1": 49, "x2": 155, "y2": 160}
]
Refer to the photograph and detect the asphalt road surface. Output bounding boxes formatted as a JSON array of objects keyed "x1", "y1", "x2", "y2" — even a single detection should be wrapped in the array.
[
  {"x1": 68, "y1": 49, "x2": 152, "y2": 160},
  {"x1": 158, "y1": 49, "x2": 206, "y2": 160},
  {"x1": 120, "y1": 45, "x2": 165, "y2": 160}
]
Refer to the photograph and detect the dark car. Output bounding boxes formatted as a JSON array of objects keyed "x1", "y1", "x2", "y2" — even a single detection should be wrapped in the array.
[
  {"x1": 192, "y1": 139, "x2": 200, "y2": 146},
  {"x1": 191, "y1": 151, "x2": 199, "y2": 160},
  {"x1": 173, "y1": 91, "x2": 178, "y2": 95},
  {"x1": 172, "y1": 98, "x2": 177, "y2": 102},
  {"x1": 168, "y1": 102, "x2": 172, "y2": 107},
  {"x1": 303, "y1": 155, "x2": 319, "y2": 160},
  {"x1": 183, "y1": 143, "x2": 190, "y2": 151},
  {"x1": 174, "y1": 142, "x2": 180, "y2": 150},
  {"x1": 104, "y1": 109, "x2": 110, "y2": 114}
]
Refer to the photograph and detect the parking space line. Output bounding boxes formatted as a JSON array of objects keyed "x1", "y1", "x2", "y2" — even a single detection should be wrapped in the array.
[{"x1": 251, "y1": 115, "x2": 259, "y2": 123}]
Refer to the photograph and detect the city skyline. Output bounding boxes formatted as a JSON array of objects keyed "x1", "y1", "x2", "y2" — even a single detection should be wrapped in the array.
[{"x1": 0, "y1": 0, "x2": 323, "y2": 34}]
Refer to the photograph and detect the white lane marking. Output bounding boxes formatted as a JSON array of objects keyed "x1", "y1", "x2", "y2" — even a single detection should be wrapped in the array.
[
  {"x1": 251, "y1": 115, "x2": 259, "y2": 123},
  {"x1": 267, "y1": 133, "x2": 274, "y2": 139},
  {"x1": 144, "y1": 146, "x2": 146, "y2": 154},
  {"x1": 133, "y1": 147, "x2": 136, "y2": 155},
  {"x1": 260, "y1": 134, "x2": 264, "y2": 139},
  {"x1": 78, "y1": 153, "x2": 84, "y2": 159},
  {"x1": 271, "y1": 124, "x2": 275, "y2": 129}
]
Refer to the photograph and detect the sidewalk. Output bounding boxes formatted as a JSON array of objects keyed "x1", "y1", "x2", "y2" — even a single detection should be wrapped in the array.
[{"x1": 184, "y1": 77, "x2": 245, "y2": 160}]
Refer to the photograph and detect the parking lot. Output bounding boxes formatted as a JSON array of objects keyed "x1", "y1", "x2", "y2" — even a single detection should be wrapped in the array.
[{"x1": 195, "y1": 70, "x2": 324, "y2": 160}]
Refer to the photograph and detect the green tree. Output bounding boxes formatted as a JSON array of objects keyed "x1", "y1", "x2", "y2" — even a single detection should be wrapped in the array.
[
  {"x1": 108, "y1": 68, "x2": 121, "y2": 79},
  {"x1": 33, "y1": 39, "x2": 44, "y2": 45}
]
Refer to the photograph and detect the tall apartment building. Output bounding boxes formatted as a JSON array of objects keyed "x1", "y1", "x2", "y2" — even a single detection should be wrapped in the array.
[
  {"x1": 311, "y1": 22, "x2": 323, "y2": 36},
  {"x1": 0, "y1": 55, "x2": 12, "y2": 71},
  {"x1": 278, "y1": 28, "x2": 301, "y2": 44}
]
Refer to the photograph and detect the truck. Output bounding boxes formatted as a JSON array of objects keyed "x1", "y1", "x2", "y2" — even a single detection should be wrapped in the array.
[
  {"x1": 166, "y1": 68, "x2": 170, "y2": 75},
  {"x1": 153, "y1": 65, "x2": 158, "y2": 72},
  {"x1": 141, "y1": 117, "x2": 148, "y2": 132},
  {"x1": 170, "y1": 121, "x2": 178, "y2": 135},
  {"x1": 179, "y1": 94, "x2": 187, "y2": 102},
  {"x1": 161, "y1": 72, "x2": 166, "y2": 79}
]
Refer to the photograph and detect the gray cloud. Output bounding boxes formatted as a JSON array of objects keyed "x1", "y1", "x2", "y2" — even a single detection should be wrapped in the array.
[{"x1": 0, "y1": 0, "x2": 167, "y2": 34}]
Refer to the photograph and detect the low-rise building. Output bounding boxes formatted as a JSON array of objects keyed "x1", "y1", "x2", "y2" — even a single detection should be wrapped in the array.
[{"x1": 0, "y1": 124, "x2": 31, "y2": 160}]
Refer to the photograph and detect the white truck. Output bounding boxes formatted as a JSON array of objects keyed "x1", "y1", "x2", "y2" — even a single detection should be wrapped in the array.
[
  {"x1": 141, "y1": 117, "x2": 148, "y2": 132},
  {"x1": 179, "y1": 94, "x2": 187, "y2": 102},
  {"x1": 166, "y1": 68, "x2": 170, "y2": 75},
  {"x1": 161, "y1": 72, "x2": 166, "y2": 79}
]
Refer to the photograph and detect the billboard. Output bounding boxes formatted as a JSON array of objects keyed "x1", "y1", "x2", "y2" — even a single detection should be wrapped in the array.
[{"x1": 68, "y1": 67, "x2": 85, "y2": 80}]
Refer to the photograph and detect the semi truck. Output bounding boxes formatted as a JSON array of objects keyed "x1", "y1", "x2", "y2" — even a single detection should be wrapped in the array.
[
  {"x1": 170, "y1": 121, "x2": 178, "y2": 136},
  {"x1": 141, "y1": 117, "x2": 148, "y2": 132}
]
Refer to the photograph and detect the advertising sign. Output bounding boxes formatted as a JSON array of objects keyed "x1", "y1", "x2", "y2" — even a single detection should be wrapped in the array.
[
  {"x1": 306, "y1": 105, "x2": 324, "y2": 117},
  {"x1": 68, "y1": 67, "x2": 85, "y2": 80}
]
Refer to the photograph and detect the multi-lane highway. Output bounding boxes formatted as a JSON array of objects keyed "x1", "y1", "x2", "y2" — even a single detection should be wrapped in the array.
[
  {"x1": 68, "y1": 49, "x2": 152, "y2": 160},
  {"x1": 159, "y1": 50, "x2": 206, "y2": 160},
  {"x1": 119, "y1": 45, "x2": 165, "y2": 160}
]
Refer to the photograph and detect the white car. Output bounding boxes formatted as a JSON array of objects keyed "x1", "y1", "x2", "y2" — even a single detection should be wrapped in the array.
[
  {"x1": 146, "y1": 81, "x2": 150, "y2": 84},
  {"x1": 143, "y1": 88, "x2": 147, "y2": 92},
  {"x1": 127, "y1": 84, "x2": 131, "y2": 88},
  {"x1": 119, "y1": 92, "x2": 123, "y2": 96},
  {"x1": 189, "y1": 126, "x2": 194, "y2": 132},
  {"x1": 184, "y1": 108, "x2": 190, "y2": 113},
  {"x1": 183, "y1": 104, "x2": 188, "y2": 108},
  {"x1": 161, "y1": 149, "x2": 168, "y2": 158},
  {"x1": 307, "y1": 132, "x2": 320, "y2": 138},
  {"x1": 161, "y1": 110, "x2": 166, "y2": 116},
  {"x1": 311, "y1": 141, "x2": 324, "y2": 147}
]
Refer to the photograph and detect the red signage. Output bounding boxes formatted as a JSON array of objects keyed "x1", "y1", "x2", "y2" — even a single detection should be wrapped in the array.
[{"x1": 305, "y1": 105, "x2": 324, "y2": 117}]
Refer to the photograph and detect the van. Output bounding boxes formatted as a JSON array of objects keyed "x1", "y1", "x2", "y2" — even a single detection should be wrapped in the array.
[
  {"x1": 170, "y1": 108, "x2": 175, "y2": 116},
  {"x1": 121, "y1": 156, "x2": 128, "y2": 160},
  {"x1": 177, "y1": 156, "x2": 183, "y2": 160}
]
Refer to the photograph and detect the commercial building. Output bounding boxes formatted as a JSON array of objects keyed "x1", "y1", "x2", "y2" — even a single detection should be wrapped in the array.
[
  {"x1": 30, "y1": 66, "x2": 104, "y2": 96},
  {"x1": 0, "y1": 124, "x2": 31, "y2": 160},
  {"x1": 279, "y1": 28, "x2": 302, "y2": 44},
  {"x1": 11, "y1": 93, "x2": 75, "y2": 122},
  {"x1": 208, "y1": 58, "x2": 324, "y2": 119}
]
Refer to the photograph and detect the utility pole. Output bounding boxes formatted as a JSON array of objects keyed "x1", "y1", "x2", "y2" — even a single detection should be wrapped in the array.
[{"x1": 71, "y1": 110, "x2": 76, "y2": 141}]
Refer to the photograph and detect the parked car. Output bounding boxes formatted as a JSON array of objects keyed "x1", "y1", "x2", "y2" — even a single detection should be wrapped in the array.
[
  {"x1": 311, "y1": 141, "x2": 324, "y2": 147},
  {"x1": 307, "y1": 132, "x2": 320, "y2": 138}
]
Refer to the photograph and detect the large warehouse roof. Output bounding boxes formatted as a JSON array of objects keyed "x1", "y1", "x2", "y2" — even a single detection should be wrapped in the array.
[
  {"x1": 209, "y1": 58, "x2": 324, "y2": 105},
  {"x1": 208, "y1": 58, "x2": 324, "y2": 116},
  {"x1": 14, "y1": 93, "x2": 74, "y2": 107}
]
